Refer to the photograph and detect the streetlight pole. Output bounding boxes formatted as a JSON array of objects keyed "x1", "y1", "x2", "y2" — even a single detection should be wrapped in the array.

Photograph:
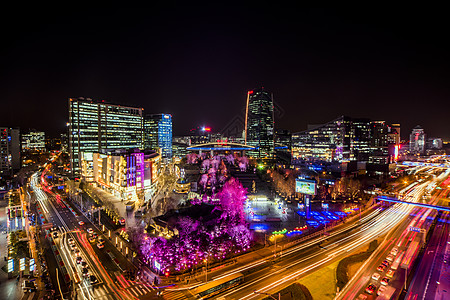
[{"x1": 204, "y1": 258, "x2": 208, "y2": 283}]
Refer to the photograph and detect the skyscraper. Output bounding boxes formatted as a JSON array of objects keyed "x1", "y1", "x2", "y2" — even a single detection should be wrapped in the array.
[
  {"x1": 245, "y1": 88, "x2": 274, "y2": 158},
  {"x1": 144, "y1": 114, "x2": 172, "y2": 160},
  {"x1": 409, "y1": 125, "x2": 426, "y2": 154},
  {"x1": 68, "y1": 97, "x2": 143, "y2": 175},
  {"x1": 0, "y1": 127, "x2": 20, "y2": 177}
]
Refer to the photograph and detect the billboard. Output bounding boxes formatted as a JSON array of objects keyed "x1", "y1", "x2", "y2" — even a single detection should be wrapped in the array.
[{"x1": 295, "y1": 179, "x2": 316, "y2": 195}]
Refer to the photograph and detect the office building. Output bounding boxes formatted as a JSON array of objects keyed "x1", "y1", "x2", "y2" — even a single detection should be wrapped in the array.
[
  {"x1": 292, "y1": 116, "x2": 399, "y2": 166},
  {"x1": 0, "y1": 127, "x2": 20, "y2": 177},
  {"x1": 68, "y1": 97, "x2": 144, "y2": 175},
  {"x1": 21, "y1": 130, "x2": 46, "y2": 151},
  {"x1": 144, "y1": 114, "x2": 172, "y2": 160},
  {"x1": 409, "y1": 125, "x2": 426, "y2": 154},
  {"x1": 245, "y1": 88, "x2": 274, "y2": 158},
  {"x1": 292, "y1": 116, "x2": 353, "y2": 163}
]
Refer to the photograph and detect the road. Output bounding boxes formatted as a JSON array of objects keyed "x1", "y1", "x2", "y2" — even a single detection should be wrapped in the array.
[
  {"x1": 406, "y1": 210, "x2": 450, "y2": 300},
  {"x1": 337, "y1": 168, "x2": 450, "y2": 300},
  {"x1": 31, "y1": 168, "x2": 159, "y2": 300},
  {"x1": 156, "y1": 175, "x2": 440, "y2": 300}
]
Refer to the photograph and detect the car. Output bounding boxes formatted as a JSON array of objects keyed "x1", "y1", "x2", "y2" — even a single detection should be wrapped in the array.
[
  {"x1": 68, "y1": 238, "x2": 75, "y2": 245},
  {"x1": 78, "y1": 221, "x2": 85, "y2": 226},
  {"x1": 381, "y1": 260, "x2": 390, "y2": 267},
  {"x1": 98, "y1": 237, "x2": 105, "y2": 244},
  {"x1": 74, "y1": 248, "x2": 80, "y2": 256},
  {"x1": 87, "y1": 228, "x2": 94, "y2": 234},
  {"x1": 22, "y1": 280, "x2": 36, "y2": 292},
  {"x1": 386, "y1": 254, "x2": 394, "y2": 261},
  {"x1": 119, "y1": 218, "x2": 125, "y2": 225},
  {"x1": 377, "y1": 285, "x2": 387, "y2": 296},
  {"x1": 82, "y1": 267, "x2": 89, "y2": 277},
  {"x1": 52, "y1": 231, "x2": 58, "y2": 238},
  {"x1": 92, "y1": 232, "x2": 98, "y2": 239},
  {"x1": 390, "y1": 247, "x2": 398, "y2": 256},
  {"x1": 76, "y1": 256, "x2": 83, "y2": 264},
  {"x1": 50, "y1": 226, "x2": 57, "y2": 232},
  {"x1": 372, "y1": 272, "x2": 381, "y2": 281},
  {"x1": 386, "y1": 269, "x2": 395, "y2": 278},
  {"x1": 81, "y1": 261, "x2": 88, "y2": 268},
  {"x1": 90, "y1": 275, "x2": 98, "y2": 284},
  {"x1": 88, "y1": 236, "x2": 96, "y2": 243},
  {"x1": 376, "y1": 265, "x2": 386, "y2": 272},
  {"x1": 70, "y1": 244, "x2": 77, "y2": 251},
  {"x1": 97, "y1": 242, "x2": 104, "y2": 249},
  {"x1": 380, "y1": 277, "x2": 390, "y2": 286},
  {"x1": 365, "y1": 284, "x2": 377, "y2": 294}
]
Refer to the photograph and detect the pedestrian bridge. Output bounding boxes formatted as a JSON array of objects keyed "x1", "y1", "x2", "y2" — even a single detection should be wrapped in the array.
[{"x1": 377, "y1": 195, "x2": 450, "y2": 212}]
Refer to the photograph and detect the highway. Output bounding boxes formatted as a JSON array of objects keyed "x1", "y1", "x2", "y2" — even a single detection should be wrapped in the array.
[
  {"x1": 160, "y1": 170, "x2": 448, "y2": 299},
  {"x1": 337, "y1": 168, "x2": 450, "y2": 300}
]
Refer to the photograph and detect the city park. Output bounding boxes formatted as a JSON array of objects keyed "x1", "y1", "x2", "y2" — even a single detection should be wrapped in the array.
[{"x1": 131, "y1": 147, "x2": 361, "y2": 277}]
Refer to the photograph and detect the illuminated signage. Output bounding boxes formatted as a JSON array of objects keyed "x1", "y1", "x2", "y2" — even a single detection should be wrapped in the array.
[
  {"x1": 20, "y1": 258, "x2": 25, "y2": 271},
  {"x1": 30, "y1": 259, "x2": 35, "y2": 272},
  {"x1": 295, "y1": 179, "x2": 316, "y2": 195},
  {"x1": 8, "y1": 259, "x2": 14, "y2": 273},
  {"x1": 154, "y1": 261, "x2": 161, "y2": 271}
]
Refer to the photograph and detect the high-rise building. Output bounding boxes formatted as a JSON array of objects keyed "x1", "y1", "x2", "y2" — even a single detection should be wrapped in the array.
[
  {"x1": 292, "y1": 116, "x2": 353, "y2": 163},
  {"x1": 245, "y1": 88, "x2": 274, "y2": 158},
  {"x1": 21, "y1": 130, "x2": 46, "y2": 151},
  {"x1": 144, "y1": 114, "x2": 172, "y2": 159},
  {"x1": 292, "y1": 116, "x2": 399, "y2": 165},
  {"x1": 68, "y1": 97, "x2": 143, "y2": 175},
  {"x1": 144, "y1": 114, "x2": 172, "y2": 160},
  {"x1": 409, "y1": 125, "x2": 426, "y2": 154},
  {"x1": 0, "y1": 127, "x2": 20, "y2": 177}
]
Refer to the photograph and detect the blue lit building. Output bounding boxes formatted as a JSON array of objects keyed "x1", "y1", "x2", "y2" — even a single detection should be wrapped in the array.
[{"x1": 144, "y1": 114, "x2": 172, "y2": 160}]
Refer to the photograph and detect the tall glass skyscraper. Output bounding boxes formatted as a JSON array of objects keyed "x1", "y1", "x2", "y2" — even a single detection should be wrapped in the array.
[
  {"x1": 68, "y1": 97, "x2": 143, "y2": 175},
  {"x1": 144, "y1": 114, "x2": 172, "y2": 159},
  {"x1": 245, "y1": 88, "x2": 274, "y2": 158}
]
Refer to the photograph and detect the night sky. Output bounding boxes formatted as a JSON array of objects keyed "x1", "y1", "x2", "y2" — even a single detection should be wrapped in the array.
[{"x1": 1, "y1": 4, "x2": 449, "y2": 139}]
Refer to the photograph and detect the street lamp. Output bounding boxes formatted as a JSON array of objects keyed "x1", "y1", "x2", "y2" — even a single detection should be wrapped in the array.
[
  {"x1": 254, "y1": 290, "x2": 280, "y2": 300},
  {"x1": 204, "y1": 258, "x2": 208, "y2": 283}
]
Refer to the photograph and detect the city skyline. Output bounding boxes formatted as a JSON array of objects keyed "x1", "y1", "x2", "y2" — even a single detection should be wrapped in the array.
[{"x1": 2, "y1": 5, "x2": 450, "y2": 140}]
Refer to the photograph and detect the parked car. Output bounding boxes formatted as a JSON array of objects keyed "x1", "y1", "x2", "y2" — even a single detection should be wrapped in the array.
[
  {"x1": 78, "y1": 221, "x2": 85, "y2": 226},
  {"x1": 376, "y1": 264, "x2": 386, "y2": 272},
  {"x1": 390, "y1": 247, "x2": 398, "y2": 256},
  {"x1": 372, "y1": 273, "x2": 381, "y2": 281},
  {"x1": 381, "y1": 277, "x2": 390, "y2": 286},
  {"x1": 386, "y1": 269, "x2": 395, "y2": 278},
  {"x1": 90, "y1": 275, "x2": 98, "y2": 284},
  {"x1": 377, "y1": 285, "x2": 387, "y2": 296},
  {"x1": 87, "y1": 228, "x2": 94, "y2": 234},
  {"x1": 97, "y1": 243, "x2": 104, "y2": 249},
  {"x1": 365, "y1": 284, "x2": 377, "y2": 294},
  {"x1": 386, "y1": 254, "x2": 394, "y2": 261}
]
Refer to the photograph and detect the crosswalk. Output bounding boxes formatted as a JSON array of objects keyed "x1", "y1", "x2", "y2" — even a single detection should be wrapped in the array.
[
  {"x1": 76, "y1": 283, "x2": 155, "y2": 299},
  {"x1": 161, "y1": 290, "x2": 189, "y2": 300}
]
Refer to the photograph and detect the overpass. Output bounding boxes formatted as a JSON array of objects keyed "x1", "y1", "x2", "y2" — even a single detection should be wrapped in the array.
[{"x1": 377, "y1": 195, "x2": 450, "y2": 212}]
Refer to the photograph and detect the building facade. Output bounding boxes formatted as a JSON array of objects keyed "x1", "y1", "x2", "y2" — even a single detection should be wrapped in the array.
[
  {"x1": 68, "y1": 97, "x2": 144, "y2": 175},
  {"x1": 0, "y1": 127, "x2": 20, "y2": 177},
  {"x1": 245, "y1": 88, "x2": 274, "y2": 158},
  {"x1": 292, "y1": 116, "x2": 399, "y2": 166},
  {"x1": 409, "y1": 125, "x2": 426, "y2": 154},
  {"x1": 144, "y1": 114, "x2": 172, "y2": 160},
  {"x1": 81, "y1": 148, "x2": 161, "y2": 203},
  {"x1": 21, "y1": 130, "x2": 46, "y2": 151}
]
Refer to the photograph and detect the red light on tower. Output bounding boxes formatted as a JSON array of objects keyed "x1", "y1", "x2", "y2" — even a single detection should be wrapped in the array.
[
  {"x1": 204, "y1": 127, "x2": 211, "y2": 132},
  {"x1": 248, "y1": 90, "x2": 253, "y2": 94}
]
